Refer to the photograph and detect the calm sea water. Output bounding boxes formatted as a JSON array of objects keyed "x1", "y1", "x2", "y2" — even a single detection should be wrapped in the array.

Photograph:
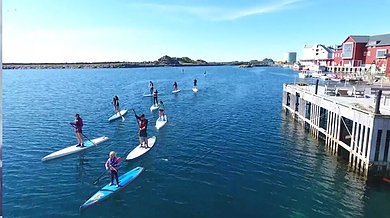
[{"x1": 3, "y1": 66, "x2": 390, "y2": 218}]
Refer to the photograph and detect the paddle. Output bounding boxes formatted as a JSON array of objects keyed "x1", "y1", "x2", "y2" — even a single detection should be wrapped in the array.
[
  {"x1": 92, "y1": 168, "x2": 109, "y2": 185},
  {"x1": 132, "y1": 109, "x2": 140, "y2": 126},
  {"x1": 118, "y1": 109, "x2": 125, "y2": 122}
]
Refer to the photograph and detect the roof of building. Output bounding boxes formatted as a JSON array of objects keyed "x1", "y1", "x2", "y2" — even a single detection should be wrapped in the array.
[
  {"x1": 319, "y1": 44, "x2": 334, "y2": 53},
  {"x1": 304, "y1": 44, "x2": 334, "y2": 53},
  {"x1": 367, "y1": 33, "x2": 390, "y2": 47},
  {"x1": 348, "y1": 35, "x2": 370, "y2": 43}
]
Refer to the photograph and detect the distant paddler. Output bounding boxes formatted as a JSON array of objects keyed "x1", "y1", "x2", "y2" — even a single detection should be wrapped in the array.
[
  {"x1": 173, "y1": 81, "x2": 178, "y2": 91},
  {"x1": 112, "y1": 95, "x2": 120, "y2": 114},
  {"x1": 149, "y1": 81, "x2": 154, "y2": 95},
  {"x1": 133, "y1": 111, "x2": 149, "y2": 148},
  {"x1": 111, "y1": 95, "x2": 125, "y2": 121},
  {"x1": 70, "y1": 113, "x2": 84, "y2": 147},
  {"x1": 193, "y1": 79, "x2": 197, "y2": 89},
  {"x1": 153, "y1": 89, "x2": 159, "y2": 106},
  {"x1": 203, "y1": 71, "x2": 207, "y2": 77}
]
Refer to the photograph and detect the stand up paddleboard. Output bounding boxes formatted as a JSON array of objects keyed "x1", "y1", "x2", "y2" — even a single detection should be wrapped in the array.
[
  {"x1": 42, "y1": 136, "x2": 109, "y2": 161},
  {"x1": 80, "y1": 166, "x2": 144, "y2": 210},
  {"x1": 172, "y1": 89, "x2": 181, "y2": 94},
  {"x1": 192, "y1": 87, "x2": 198, "y2": 93},
  {"x1": 150, "y1": 104, "x2": 159, "y2": 112},
  {"x1": 155, "y1": 115, "x2": 167, "y2": 130},
  {"x1": 126, "y1": 136, "x2": 156, "y2": 160},
  {"x1": 108, "y1": 109, "x2": 128, "y2": 122}
]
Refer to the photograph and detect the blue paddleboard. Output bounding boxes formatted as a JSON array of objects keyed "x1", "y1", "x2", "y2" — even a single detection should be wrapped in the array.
[{"x1": 80, "y1": 166, "x2": 144, "y2": 210}]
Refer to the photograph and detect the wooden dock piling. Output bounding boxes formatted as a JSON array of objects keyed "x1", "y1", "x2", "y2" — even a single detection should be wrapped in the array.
[{"x1": 283, "y1": 82, "x2": 390, "y2": 177}]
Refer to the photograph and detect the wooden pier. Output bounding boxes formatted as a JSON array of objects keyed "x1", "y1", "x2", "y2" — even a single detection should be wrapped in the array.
[{"x1": 283, "y1": 82, "x2": 390, "y2": 177}]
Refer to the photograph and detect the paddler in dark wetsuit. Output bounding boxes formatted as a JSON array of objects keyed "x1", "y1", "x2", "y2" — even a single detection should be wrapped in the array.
[
  {"x1": 149, "y1": 81, "x2": 154, "y2": 95},
  {"x1": 112, "y1": 95, "x2": 120, "y2": 114},
  {"x1": 153, "y1": 89, "x2": 158, "y2": 106},
  {"x1": 173, "y1": 81, "x2": 178, "y2": 91},
  {"x1": 193, "y1": 79, "x2": 197, "y2": 88},
  {"x1": 134, "y1": 113, "x2": 149, "y2": 148},
  {"x1": 70, "y1": 113, "x2": 84, "y2": 147}
]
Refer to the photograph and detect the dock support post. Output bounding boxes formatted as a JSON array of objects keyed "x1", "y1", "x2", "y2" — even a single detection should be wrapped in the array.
[{"x1": 375, "y1": 90, "x2": 382, "y2": 114}]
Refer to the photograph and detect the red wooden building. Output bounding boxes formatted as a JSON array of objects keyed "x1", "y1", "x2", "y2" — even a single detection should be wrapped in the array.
[{"x1": 333, "y1": 34, "x2": 390, "y2": 76}]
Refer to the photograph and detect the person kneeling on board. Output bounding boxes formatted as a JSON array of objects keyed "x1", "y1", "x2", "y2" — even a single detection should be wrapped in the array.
[
  {"x1": 112, "y1": 95, "x2": 120, "y2": 114},
  {"x1": 70, "y1": 113, "x2": 84, "y2": 147},
  {"x1": 153, "y1": 89, "x2": 159, "y2": 106},
  {"x1": 105, "y1": 151, "x2": 122, "y2": 187},
  {"x1": 135, "y1": 113, "x2": 149, "y2": 148},
  {"x1": 158, "y1": 101, "x2": 165, "y2": 121}
]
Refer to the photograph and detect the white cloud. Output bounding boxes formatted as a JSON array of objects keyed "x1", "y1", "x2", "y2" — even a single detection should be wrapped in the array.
[{"x1": 134, "y1": 0, "x2": 303, "y2": 21}]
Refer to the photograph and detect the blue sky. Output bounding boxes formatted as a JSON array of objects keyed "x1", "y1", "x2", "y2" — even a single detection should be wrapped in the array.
[{"x1": 3, "y1": 0, "x2": 390, "y2": 63}]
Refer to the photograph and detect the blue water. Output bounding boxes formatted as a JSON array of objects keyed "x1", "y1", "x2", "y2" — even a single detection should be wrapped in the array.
[{"x1": 3, "y1": 66, "x2": 390, "y2": 217}]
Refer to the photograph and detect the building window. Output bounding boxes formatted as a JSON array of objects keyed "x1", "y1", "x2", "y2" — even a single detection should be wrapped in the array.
[
  {"x1": 367, "y1": 51, "x2": 371, "y2": 57},
  {"x1": 342, "y1": 42, "x2": 353, "y2": 59},
  {"x1": 376, "y1": 49, "x2": 387, "y2": 58}
]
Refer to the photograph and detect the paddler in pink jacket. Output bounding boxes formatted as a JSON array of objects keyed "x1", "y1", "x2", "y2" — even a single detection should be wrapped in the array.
[{"x1": 105, "y1": 151, "x2": 122, "y2": 187}]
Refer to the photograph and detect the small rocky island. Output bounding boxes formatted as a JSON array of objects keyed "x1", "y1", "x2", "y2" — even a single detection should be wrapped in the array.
[{"x1": 3, "y1": 56, "x2": 274, "y2": 69}]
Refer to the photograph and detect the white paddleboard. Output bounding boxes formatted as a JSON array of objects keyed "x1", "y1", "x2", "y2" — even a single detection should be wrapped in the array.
[
  {"x1": 172, "y1": 89, "x2": 181, "y2": 94},
  {"x1": 42, "y1": 136, "x2": 109, "y2": 161},
  {"x1": 108, "y1": 109, "x2": 128, "y2": 121},
  {"x1": 126, "y1": 136, "x2": 156, "y2": 160},
  {"x1": 150, "y1": 104, "x2": 159, "y2": 112},
  {"x1": 192, "y1": 87, "x2": 198, "y2": 93},
  {"x1": 155, "y1": 115, "x2": 167, "y2": 130}
]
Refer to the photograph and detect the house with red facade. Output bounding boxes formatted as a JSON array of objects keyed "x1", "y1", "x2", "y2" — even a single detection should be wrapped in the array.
[{"x1": 332, "y1": 34, "x2": 390, "y2": 76}]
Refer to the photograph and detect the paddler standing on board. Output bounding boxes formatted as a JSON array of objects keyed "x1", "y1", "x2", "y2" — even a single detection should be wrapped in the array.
[
  {"x1": 105, "y1": 151, "x2": 122, "y2": 187},
  {"x1": 70, "y1": 113, "x2": 84, "y2": 147},
  {"x1": 158, "y1": 101, "x2": 166, "y2": 121},
  {"x1": 193, "y1": 79, "x2": 197, "y2": 89},
  {"x1": 173, "y1": 81, "x2": 178, "y2": 91},
  {"x1": 134, "y1": 111, "x2": 149, "y2": 148},
  {"x1": 153, "y1": 89, "x2": 158, "y2": 106},
  {"x1": 112, "y1": 95, "x2": 120, "y2": 114},
  {"x1": 149, "y1": 81, "x2": 154, "y2": 95}
]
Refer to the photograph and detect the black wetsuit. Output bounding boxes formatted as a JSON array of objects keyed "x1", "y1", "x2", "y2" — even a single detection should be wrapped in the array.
[
  {"x1": 149, "y1": 82, "x2": 154, "y2": 94},
  {"x1": 153, "y1": 90, "x2": 158, "y2": 105}
]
